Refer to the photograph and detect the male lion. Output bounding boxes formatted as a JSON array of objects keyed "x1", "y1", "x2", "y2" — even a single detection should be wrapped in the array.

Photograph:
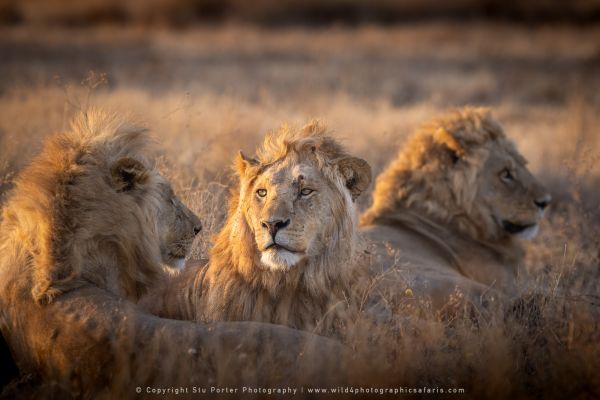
[
  {"x1": 0, "y1": 109, "x2": 202, "y2": 305},
  {"x1": 142, "y1": 121, "x2": 372, "y2": 331},
  {"x1": 0, "y1": 110, "x2": 348, "y2": 395},
  {"x1": 361, "y1": 107, "x2": 551, "y2": 309}
]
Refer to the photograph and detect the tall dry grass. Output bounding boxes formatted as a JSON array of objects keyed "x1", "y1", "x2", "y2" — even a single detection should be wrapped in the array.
[{"x1": 0, "y1": 23, "x2": 599, "y2": 398}]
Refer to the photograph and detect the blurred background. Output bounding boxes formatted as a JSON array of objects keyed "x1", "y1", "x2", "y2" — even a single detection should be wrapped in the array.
[
  {"x1": 0, "y1": 0, "x2": 598, "y2": 260},
  {"x1": 2, "y1": 0, "x2": 600, "y2": 26}
]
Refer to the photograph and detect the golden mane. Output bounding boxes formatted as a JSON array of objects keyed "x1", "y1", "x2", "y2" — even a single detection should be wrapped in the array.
[
  {"x1": 360, "y1": 107, "x2": 551, "y2": 300},
  {"x1": 0, "y1": 113, "x2": 350, "y2": 396},
  {"x1": 252, "y1": 121, "x2": 349, "y2": 164},
  {"x1": 362, "y1": 106, "x2": 523, "y2": 241},
  {"x1": 0, "y1": 109, "x2": 166, "y2": 304},
  {"x1": 176, "y1": 121, "x2": 370, "y2": 330}
]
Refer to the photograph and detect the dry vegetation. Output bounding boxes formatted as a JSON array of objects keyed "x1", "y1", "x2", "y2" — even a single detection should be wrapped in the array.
[{"x1": 0, "y1": 22, "x2": 599, "y2": 399}]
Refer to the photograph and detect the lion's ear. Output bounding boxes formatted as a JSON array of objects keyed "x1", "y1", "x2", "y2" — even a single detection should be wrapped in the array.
[
  {"x1": 235, "y1": 151, "x2": 259, "y2": 176},
  {"x1": 336, "y1": 157, "x2": 372, "y2": 201},
  {"x1": 110, "y1": 157, "x2": 149, "y2": 192},
  {"x1": 434, "y1": 127, "x2": 466, "y2": 162}
]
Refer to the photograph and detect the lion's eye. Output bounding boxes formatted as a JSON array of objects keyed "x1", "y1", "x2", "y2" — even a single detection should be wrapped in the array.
[
  {"x1": 256, "y1": 189, "x2": 267, "y2": 198},
  {"x1": 500, "y1": 169, "x2": 514, "y2": 182},
  {"x1": 300, "y1": 188, "x2": 314, "y2": 196}
]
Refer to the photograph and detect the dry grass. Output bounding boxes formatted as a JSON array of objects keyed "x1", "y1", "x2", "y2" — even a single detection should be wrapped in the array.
[{"x1": 0, "y1": 23, "x2": 599, "y2": 399}]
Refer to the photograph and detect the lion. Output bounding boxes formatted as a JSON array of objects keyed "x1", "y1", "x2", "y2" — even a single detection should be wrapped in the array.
[
  {"x1": 0, "y1": 109, "x2": 202, "y2": 305},
  {"x1": 360, "y1": 107, "x2": 551, "y2": 309},
  {"x1": 0, "y1": 110, "x2": 350, "y2": 395},
  {"x1": 141, "y1": 121, "x2": 372, "y2": 331}
]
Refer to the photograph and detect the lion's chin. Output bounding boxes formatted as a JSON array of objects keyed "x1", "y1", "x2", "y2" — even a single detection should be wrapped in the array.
[
  {"x1": 260, "y1": 249, "x2": 303, "y2": 271},
  {"x1": 501, "y1": 220, "x2": 539, "y2": 240},
  {"x1": 165, "y1": 257, "x2": 186, "y2": 271},
  {"x1": 515, "y1": 223, "x2": 539, "y2": 240}
]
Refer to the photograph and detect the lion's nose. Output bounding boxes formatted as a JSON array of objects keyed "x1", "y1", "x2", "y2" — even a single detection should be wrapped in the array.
[
  {"x1": 534, "y1": 194, "x2": 552, "y2": 210},
  {"x1": 193, "y1": 224, "x2": 202, "y2": 236},
  {"x1": 261, "y1": 219, "x2": 290, "y2": 237}
]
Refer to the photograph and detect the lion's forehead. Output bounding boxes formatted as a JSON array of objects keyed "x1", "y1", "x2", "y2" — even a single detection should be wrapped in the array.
[
  {"x1": 484, "y1": 147, "x2": 519, "y2": 170},
  {"x1": 486, "y1": 139, "x2": 526, "y2": 166},
  {"x1": 257, "y1": 161, "x2": 325, "y2": 191}
]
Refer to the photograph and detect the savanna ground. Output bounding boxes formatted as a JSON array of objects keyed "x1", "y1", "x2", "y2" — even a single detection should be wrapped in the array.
[{"x1": 1, "y1": 21, "x2": 599, "y2": 398}]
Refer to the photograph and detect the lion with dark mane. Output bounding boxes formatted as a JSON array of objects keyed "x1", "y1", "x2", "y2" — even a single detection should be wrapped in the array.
[
  {"x1": 361, "y1": 107, "x2": 551, "y2": 309},
  {"x1": 142, "y1": 121, "x2": 372, "y2": 331}
]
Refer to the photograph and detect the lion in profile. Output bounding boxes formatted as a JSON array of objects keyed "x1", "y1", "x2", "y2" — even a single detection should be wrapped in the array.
[
  {"x1": 142, "y1": 121, "x2": 372, "y2": 331},
  {"x1": 0, "y1": 109, "x2": 202, "y2": 305},
  {"x1": 0, "y1": 108, "x2": 201, "y2": 391},
  {"x1": 361, "y1": 107, "x2": 551, "y2": 308}
]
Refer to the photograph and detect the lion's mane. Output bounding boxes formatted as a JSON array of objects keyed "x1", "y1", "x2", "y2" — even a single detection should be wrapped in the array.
[
  {"x1": 0, "y1": 109, "x2": 165, "y2": 304},
  {"x1": 188, "y1": 122, "x2": 366, "y2": 330},
  {"x1": 362, "y1": 106, "x2": 522, "y2": 243}
]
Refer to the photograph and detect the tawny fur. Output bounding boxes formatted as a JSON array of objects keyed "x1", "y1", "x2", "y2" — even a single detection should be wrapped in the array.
[
  {"x1": 144, "y1": 121, "x2": 372, "y2": 331},
  {"x1": 0, "y1": 111, "x2": 348, "y2": 394},
  {"x1": 361, "y1": 107, "x2": 550, "y2": 301},
  {"x1": 0, "y1": 109, "x2": 198, "y2": 304}
]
